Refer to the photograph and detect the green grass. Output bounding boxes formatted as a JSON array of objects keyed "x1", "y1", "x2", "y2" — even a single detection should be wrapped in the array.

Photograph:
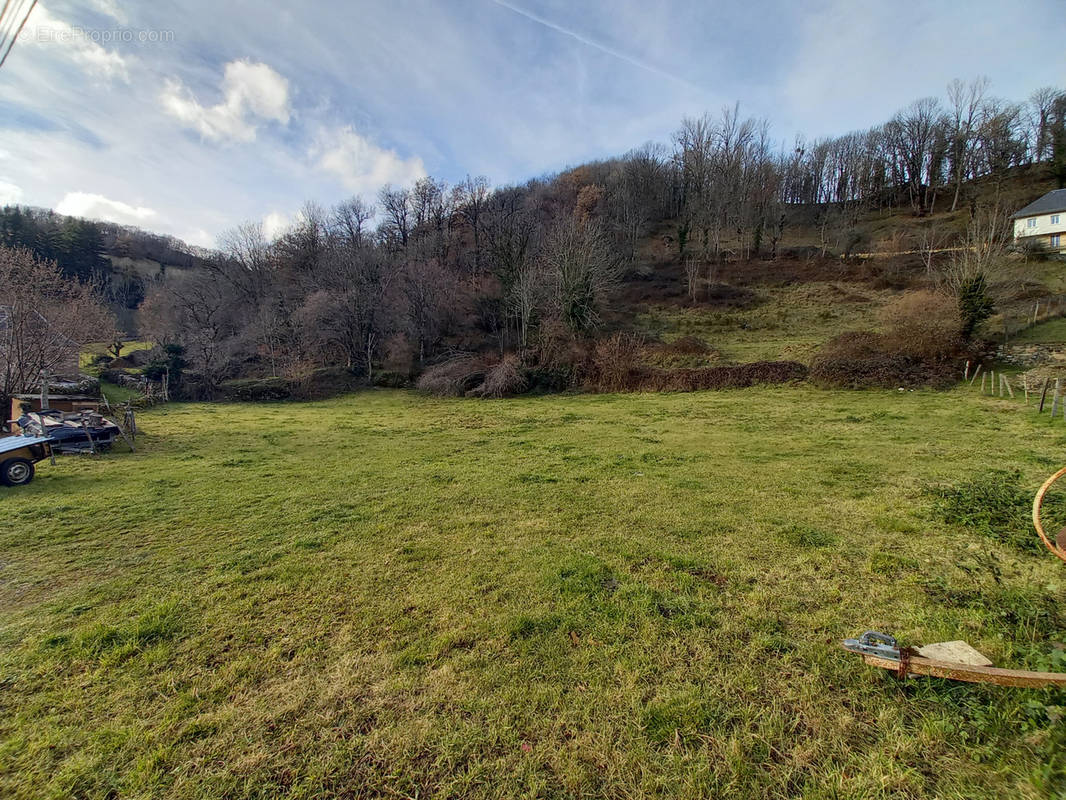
[
  {"x1": 99, "y1": 379, "x2": 144, "y2": 406},
  {"x1": 80, "y1": 340, "x2": 155, "y2": 371},
  {"x1": 635, "y1": 283, "x2": 894, "y2": 363},
  {"x1": 1, "y1": 387, "x2": 1065, "y2": 798},
  {"x1": 1012, "y1": 317, "x2": 1066, "y2": 345}
]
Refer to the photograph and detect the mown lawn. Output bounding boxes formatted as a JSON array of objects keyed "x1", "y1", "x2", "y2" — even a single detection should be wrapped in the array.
[{"x1": 1, "y1": 387, "x2": 1064, "y2": 799}]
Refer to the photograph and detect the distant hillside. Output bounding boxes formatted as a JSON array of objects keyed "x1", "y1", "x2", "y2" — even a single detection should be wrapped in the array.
[
  {"x1": 0, "y1": 204, "x2": 213, "y2": 331},
  {"x1": 605, "y1": 163, "x2": 1063, "y2": 365},
  {"x1": 6, "y1": 80, "x2": 1065, "y2": 394}
]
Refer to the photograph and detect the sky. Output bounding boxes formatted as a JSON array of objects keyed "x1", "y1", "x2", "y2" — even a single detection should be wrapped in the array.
[{"x1": 0, "y1": 0, "x2": 1062, "y2": 249}]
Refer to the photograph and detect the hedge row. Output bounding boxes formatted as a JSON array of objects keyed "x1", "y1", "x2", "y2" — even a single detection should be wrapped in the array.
[
  {"x1": 220, "y1": 367, "x2": 366, "y2": 402},
  {"x1": 630, "y1": 361, "x2": 808, "y2": 392}
]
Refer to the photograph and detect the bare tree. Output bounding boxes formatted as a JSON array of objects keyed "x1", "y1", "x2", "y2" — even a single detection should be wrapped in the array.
[
  {"x1": 409, "y1": 177, "x2": 451, "y2": 262},
  {"x1": 974, "y1": 99, "x2": 1028, "y2": 195},
  {"x1": 887, "y1": 97, "x2": 947, "y2": 214},
  {"x1": 403, "y1": 258, "x2": 451, "y2": 363},
  {"x1": 946, "y1": 77, "x2": 989, "y2": 211},
  {"x1": 378, "y1": 185, "x2": 412, "y2": 251},
  {"x1": 0, "y1": 246, "x2": 116, "y2": 412},
  {"x1": 510, "y1": 258, "x2": 544, "y2": 349},
  {"x1": 142, "y1": 272, "x2": 241, "y2": 396},
  {"x1": 936, "y1": 202, "x2": 1013, "y2": 295},
  {"x1": 917, "y1": 223, "x2": 950, "y2": 279},
  {"x1": 329, "y1": 197, "x2": 375, "y2": 250},
  {"x1": 683, "y1": 258, "x2": 701, "y2": 303},
  {"x1": 540, "y1": 219, "x2": 620, "y2": 334},
  {"x1": 1029, "y1": 86, "x2": 1063, "y2": 163},
  {"x1": 313, "y1": 224, "x2": 398, "y2": 380},
  {"x1": 215, "y1": 220, "x2": 273, "y2": 304},
  {"x1": 453, "y1": 175, "x2": 490, "y2": 272}
]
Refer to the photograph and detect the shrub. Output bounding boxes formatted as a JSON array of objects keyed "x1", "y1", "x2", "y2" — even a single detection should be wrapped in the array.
[
  {"x1": 219, "y1": 377, "x2": 292, "y2": 401},
  {"x1": 99, "y1": 368, "x2": 135, "y2": 386},
  {"x1": 126, "y1": 349, "x2": 155, "y2": 367},
  {"x1": 664, "y1": 335, "x2": 711, "y2": 355},
  {"x1": 879, "y1": 290, "x2": 962, "y2": 360},
  {"x1": 416, "y1": 354, "x2": 492, "y2": 396},
  {"x1": 583, "y1": 332, "x2": 644, "y2": 392},
  {"x1": 371, "y1": 370, "x2": 411, "y2": 389},
  {"x1": 644, "y1": 336, "x2": 721, "y2": 369},
  {"x1": 219, "y1": 367, "x2": 362, "y2": 402},
  {"x1": 810, "y1": 346, "x2": 957, "y2": 389},
  {"x1": 526, "y1": 364, "x2": 576, "y2": 393},
  {"x1": 639, "y1": 361, "x2": 807, "y2": 392},
  {"x1": 704, "y1": 284, "x2": 759, "y2": 309},
  {"x1": 810, "y1": 325, "x2": 961, "y2": 390},
  {"x1": 294, "y1": 366, "x2": 363, "y2": 399},
  {"x1": 958, "y1": 274, "x2": 995, "y2": 340},
  {"x1": 469, "y1": 354, "x2": 528, "y2": 398}
]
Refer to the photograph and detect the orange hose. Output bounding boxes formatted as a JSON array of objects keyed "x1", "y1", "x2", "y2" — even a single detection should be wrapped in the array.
[{"x1": 1032, "y1": 467, "x2": 1066, "y2": 563}]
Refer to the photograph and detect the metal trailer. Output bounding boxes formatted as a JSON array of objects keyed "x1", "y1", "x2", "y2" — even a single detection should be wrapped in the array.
[{"x1": 0, "y1": 436, "x2": 53, "y2": 487}]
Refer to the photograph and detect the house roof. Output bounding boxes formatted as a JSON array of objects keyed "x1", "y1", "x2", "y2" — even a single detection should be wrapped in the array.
[{"x1": 1012, "y1": 189, "x2": 1066, "y2": 219}]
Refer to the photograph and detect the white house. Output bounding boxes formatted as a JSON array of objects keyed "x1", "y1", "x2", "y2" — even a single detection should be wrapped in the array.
[{"x1": 1012, "y1": 189, "x2": 1066, "y2": 254}]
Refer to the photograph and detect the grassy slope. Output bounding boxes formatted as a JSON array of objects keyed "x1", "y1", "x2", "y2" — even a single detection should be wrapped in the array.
[
  {"x1": 634, "y1": 283, "x2": 896, "y2": 364},
  {"x1": 1013, "y1": 317, "x2": 1066, "y2": 344},
  {"x1": 1, "y1": 388, "x2": 1064, "y2": 799},
  {"x1": 615, "y1": 166, "x2": 1063, "y2": 365}
]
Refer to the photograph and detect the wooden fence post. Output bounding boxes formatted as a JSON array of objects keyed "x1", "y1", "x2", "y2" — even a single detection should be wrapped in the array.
[
  {"x1": 39, "y1": 369, "x2": 49, "y2": 411},
  {"x1": 1040, "y1": 378, "x2": 1051, "y2": 412},
  {"x1": 80, "y1": 417, "x2": 97, "y2": 456},
  {"x1": 1003, "y1": 374, "x2": 1014, "y2": 399},
  {"x1": 1052, "y1": 379, "x2": 1061, "y2": 420}
]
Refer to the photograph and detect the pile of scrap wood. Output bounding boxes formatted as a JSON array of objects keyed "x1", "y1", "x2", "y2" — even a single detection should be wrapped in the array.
[{"x1": 12, "y1": 410, "x2": 125, "y2": 454}]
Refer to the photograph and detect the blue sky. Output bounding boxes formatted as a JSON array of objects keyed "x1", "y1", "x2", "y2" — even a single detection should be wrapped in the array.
[{"x1": 0, "y1": 0, "x2": 1061, "y2": 247}]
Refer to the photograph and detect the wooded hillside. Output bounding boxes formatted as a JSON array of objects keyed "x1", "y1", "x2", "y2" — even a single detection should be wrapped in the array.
[{"x1": 6, "y1": 80, "x2": 1065, "y2": 398}]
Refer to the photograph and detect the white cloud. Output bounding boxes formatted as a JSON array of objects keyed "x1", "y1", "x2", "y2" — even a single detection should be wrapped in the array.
[
  {"x1": 88, "y1": 0, "x2": 127, "y2": 24},
  {"x1": 22, "y1": 3, "x2": 129, "y2": 81},
  {"x1": 182, "y1": 228, "x2": 215, "y2": 249},
  {"x1": 262, "y1": 211, "x2": 290, "y2": 240},
  {"x1": 312, "y1": 126, "x2": 426, "y2": 195},
  {"x1": 0, "y1": 181, "x2": 24, "y2": 205},
  {"x1": 161, "y1": 60, "x2": 291, "y2": 143},
  {"x1": 55, "y1": 191, "x2": 157, "y2": 225}
]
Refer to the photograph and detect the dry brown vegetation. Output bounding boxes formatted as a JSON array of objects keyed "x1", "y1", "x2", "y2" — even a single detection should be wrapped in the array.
[{"x1": 878, "y1": 290, "x2": 964, "y2": 360}]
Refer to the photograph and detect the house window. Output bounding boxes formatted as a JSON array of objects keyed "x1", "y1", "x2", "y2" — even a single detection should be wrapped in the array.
[
  {"x1": 1053, "y1": 234, "x2": 1062, "y2": 248},
  {"x1": 1053, "y1": 214, "x2": 1061, "y2": 225},
  {"x1": 1028, "y1": 218, "x2": 1038, "y2": 228}
]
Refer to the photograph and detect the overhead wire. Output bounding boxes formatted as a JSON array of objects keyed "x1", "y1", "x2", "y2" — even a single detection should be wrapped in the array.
[
  {"x1": 0, "y1": 0, "x2": 38, "y2": 70},
  {"x1": 0, "y1": 0, "x2": 20, "y2": 57}
]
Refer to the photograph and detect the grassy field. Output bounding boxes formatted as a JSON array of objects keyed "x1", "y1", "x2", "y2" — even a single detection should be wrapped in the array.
[
  {"x1": 1013, "y1": 317, "x2": 1066, "y2": 345},
  {"x1": 79, "y1": 340, "x2": 156, "y2": 370},
  {"x1": 1, "y1": 387, "x2": 1065, "y2": 798},
  {"x1": 635, "y1": 283, "x2": 894, "y2": 363}
]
